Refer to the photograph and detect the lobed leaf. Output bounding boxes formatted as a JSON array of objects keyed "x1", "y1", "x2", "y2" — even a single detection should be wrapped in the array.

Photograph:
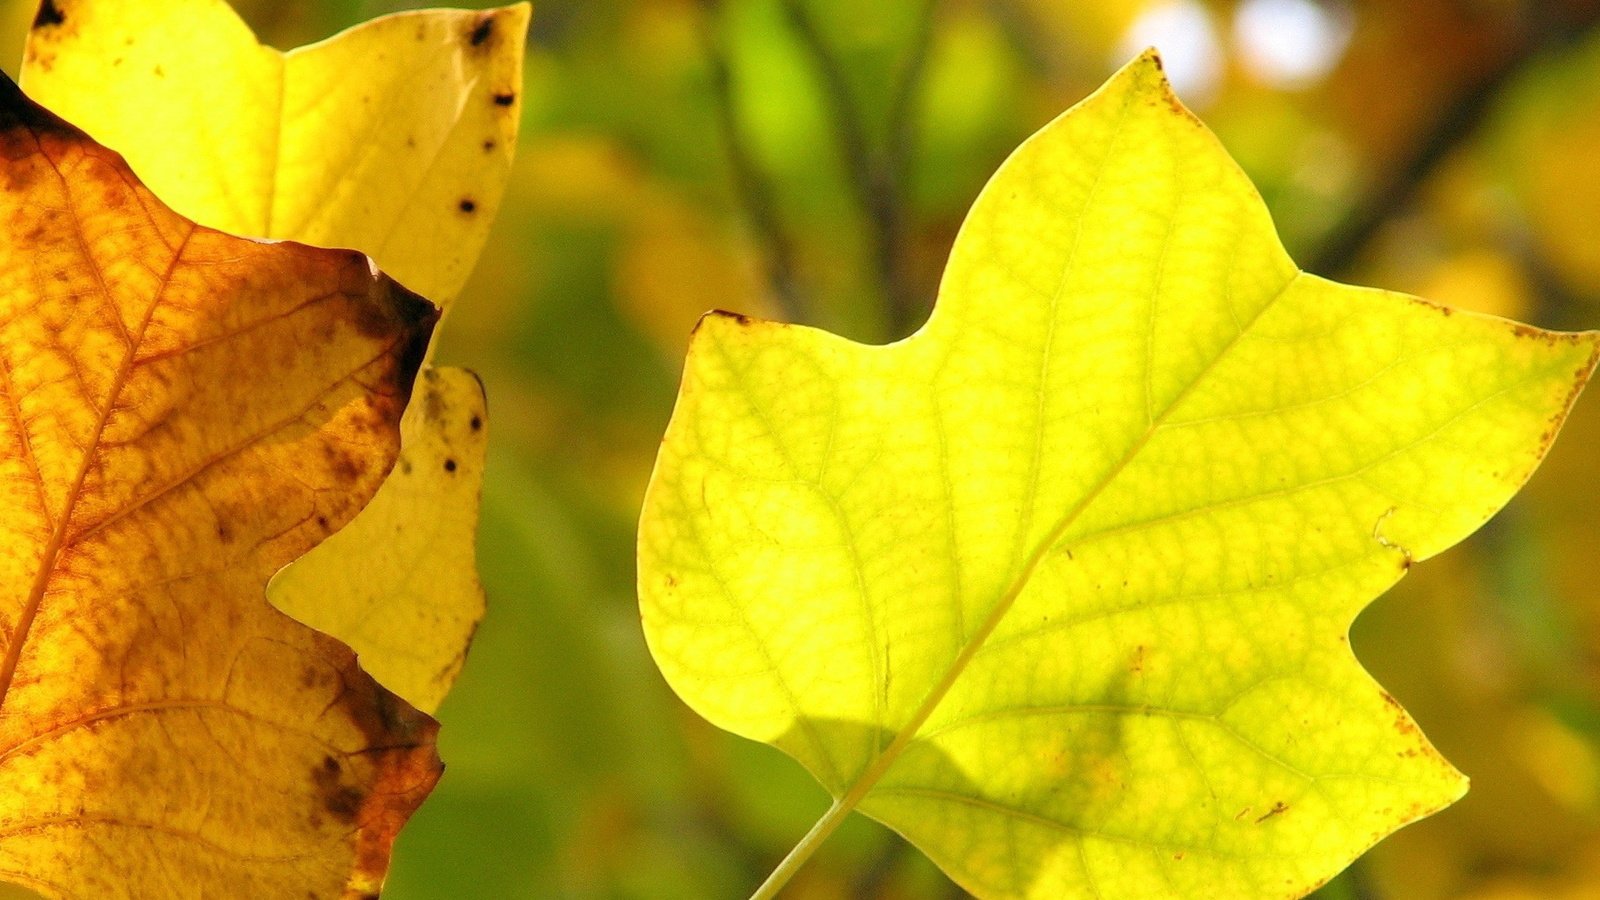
[
  {"x1": 0, "y1": 76, "x2": 439, "y2": 897},
  {"x1": 269, "y1": 368, "x2": 487, "y2": 716},
  {"x1": 637, "y1": 53, "x2": 1600, "y2": 898},
  {"x1": 20, "y1": 0, "x2": 529, "y2": 711}
]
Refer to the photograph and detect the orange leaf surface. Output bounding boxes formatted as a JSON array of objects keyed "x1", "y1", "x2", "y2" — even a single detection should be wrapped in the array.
[{"x1": 0, "y1": 75, "x2": 440, "y2": 898}]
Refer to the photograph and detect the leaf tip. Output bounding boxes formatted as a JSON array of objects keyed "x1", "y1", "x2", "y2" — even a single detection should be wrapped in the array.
[
  {"x1": 0, "y1": 69, "x2": 59, "y2": 135},
  {"x1": 349, "y1": 272, "x2": 440, "y2": 410},
  {"x1": 690, "y1": 308, "x2": 759, "y2": 339},
  {"x1": 1111, "y1": 47, "x2": 1201, "y2": 126}
]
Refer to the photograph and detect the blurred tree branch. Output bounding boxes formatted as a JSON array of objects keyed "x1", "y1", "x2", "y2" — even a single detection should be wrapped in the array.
[
  {"x1": 1310, "y1": 0, "x2": 1600, "y2": 279},
  {"x1": 781, "y1": 0, "x2": 941, "y2": 338},
  {"x1": 697, "y1": 0, "x2": 810, "y2": 325}
]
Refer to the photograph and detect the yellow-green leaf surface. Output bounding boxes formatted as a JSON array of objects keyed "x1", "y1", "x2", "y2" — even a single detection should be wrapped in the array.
[
  {"x1": 269, "y1": 368, "x2": 488, "y2": 715},
  {"x1": 0, "y1": 74, "x2": 439, "y2": 898},
  {"x1": 20, "y1": 0, "x2": 526, "y2": 711},
  {"x1": 638, "y1": 53, "x2": 1600, "y2": 899}
]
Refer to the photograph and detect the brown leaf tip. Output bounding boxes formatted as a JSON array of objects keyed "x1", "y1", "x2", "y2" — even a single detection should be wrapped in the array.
[
  {"x1": 351, "y1": 275, "x2": 439, "y2": 407},
  {"x1": 0, "y1": 69, "x2": 69, "y2": 135},
  {"x1": 32, "y1": 0, "x2": 65, "y2": 29}
]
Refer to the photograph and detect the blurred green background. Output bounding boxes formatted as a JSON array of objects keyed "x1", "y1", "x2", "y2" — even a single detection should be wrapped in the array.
[{"x1": 9, "y1": 0, "x2": 1600, "y2": 897}]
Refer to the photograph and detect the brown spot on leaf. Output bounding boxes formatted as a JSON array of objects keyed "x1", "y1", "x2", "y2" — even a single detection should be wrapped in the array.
[
  {"x1": 470, "y1": 415, "x2": 482, "y2": 432},
  {"x1": 1254, "y1": 801, "x2": 1288, "y2": 823},
  {"x1": 443, "y1": 458, "x2": 457, "y2": 473},
  {"x1": 0, "y1": 71, "x2": 74, "y2": 136},
  {"x1": 482, "y1": 139, "x2": 496, "y2": 152},
  {"x1": 458, "y1": 198, "x2": 476, "y2": 214},
  {"x1": 467, "y1": 13, "x2": 494, "y2": 47},
  {"x1": 311, "y1": 757, "x2": 364, "y2": 824},
  {"x1": 322, "y1": 442, "x2": 364, "y2": 484},
  {"x1": 492, "y1": 91, "x2": 516, "y2": 107},
  {"x1": 33, "y1": 0, "x2": 65, "y2": 28},
  {"x1": 347, "y1": 275, "x2": 438, "y2": 407}
]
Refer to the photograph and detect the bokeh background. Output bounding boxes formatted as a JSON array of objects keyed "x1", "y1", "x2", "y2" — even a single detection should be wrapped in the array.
[{"x1": 6, "y1": 0, "x2": 1600, "y2": 897}]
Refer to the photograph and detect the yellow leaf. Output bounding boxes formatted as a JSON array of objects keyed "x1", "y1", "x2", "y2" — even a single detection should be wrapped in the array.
[
  {"x1": 21, "y1": 0, "x2": 528, "y2": 710},
  {"x1": 637, "y1": 53, "x2": 1600, "y2": 898},
  {"x1": 269, "y1": 368, "x2": 487, "y2": 715},
  {"x1": 20, "y1": 0, "x2": 528, "y2": 306},
  {"x1": 0, "y1": 78, "x2": 438, "y2": 896}
]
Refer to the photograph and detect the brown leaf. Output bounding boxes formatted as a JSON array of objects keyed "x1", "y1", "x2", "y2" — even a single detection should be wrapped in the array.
[{"x1": 0, "y1": 74, "x2": 440, "y2": 898}]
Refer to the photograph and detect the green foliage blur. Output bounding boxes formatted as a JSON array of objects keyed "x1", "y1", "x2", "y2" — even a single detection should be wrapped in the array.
[{"x1": 8, "y1": 0, "x2": 1600, "y2": 897}]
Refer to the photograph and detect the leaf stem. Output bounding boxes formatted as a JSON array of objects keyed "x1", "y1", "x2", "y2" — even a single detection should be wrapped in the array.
[{"x1": 750, "y1": 798, "x2": 849, "y2": 899}]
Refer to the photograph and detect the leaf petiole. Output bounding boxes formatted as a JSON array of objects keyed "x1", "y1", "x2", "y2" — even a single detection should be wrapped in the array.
[{"x1": 751, "y1": 798, "x2": 850, "y2": 899}]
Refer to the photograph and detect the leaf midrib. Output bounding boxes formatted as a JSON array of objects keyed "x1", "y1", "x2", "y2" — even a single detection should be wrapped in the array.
[
  {"x1": 817, "y1": 267, "x2": 1303, "y2": 842},
  {"x1": 0, "y1": 134, "x2": 195, "y2": 713}
]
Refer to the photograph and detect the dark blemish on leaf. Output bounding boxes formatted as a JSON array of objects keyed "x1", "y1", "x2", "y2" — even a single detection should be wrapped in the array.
[
  {"x1": 301, "y1": 667, "x2": 320, "y2": 689},
  {"x1": 215, "y1": 520, "x2": 232, "y2": 542},
  {"x1": 349, "y1": 276, "x2": 439, "y2": 406},
  {"x1": 33, "y1": 0, "x2": 64, "y2": 28},
  {"x1": 470, "y1": 414, "x2": 482, "y2": 432},
  {"x1": 0, "y1": 74, "x2": 75, "y2": 136},
  {"x1": 444, "y1": 458, "x2": 457, "y2": 473},
  {"x1": 1255, "y1": 801, "x2": 1288, "y2": 823},
  {"x1": 405, "y1": 135, "x2": 416, "y2": 149},
  {"x1": 665, "y1": 574, "x2": 677, "y2": 588},
  {"x1": 323, "y1": 442, "x2": 364, "y2": 484},
  {"x1": 311, "y1": 758, "x2": 364, "y2": 824},
  {"x1": 315, "y1": 514, "x2": 329, "y2": 530},
  {"x1": 324, "y1": 786, "x2": 363, "y2": 822},
  {"x1": 153, "y1": 64, "x2": 165, "y2": 78},
  {"x1": 691, "y1": 309, "x2": 756, "y2": 337},
  {"x1": 399, "y1": 457, "x2": 413, "y2": 475},
  {"x1": 458, "y1": 198, "x2": 476, "y2": 213},
  {"x1": 492, "y1": 91, "x2": 516, "y2": 106},
  {"x1": 468, "y1": 13, "x2": 494, "y2": 47},
  {"x1": 482, "y1": 139, "x2": 496, "y2": 152},
  {"x1": 1173, "y1": 852, "x2": 1184, "y2": 861}
]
